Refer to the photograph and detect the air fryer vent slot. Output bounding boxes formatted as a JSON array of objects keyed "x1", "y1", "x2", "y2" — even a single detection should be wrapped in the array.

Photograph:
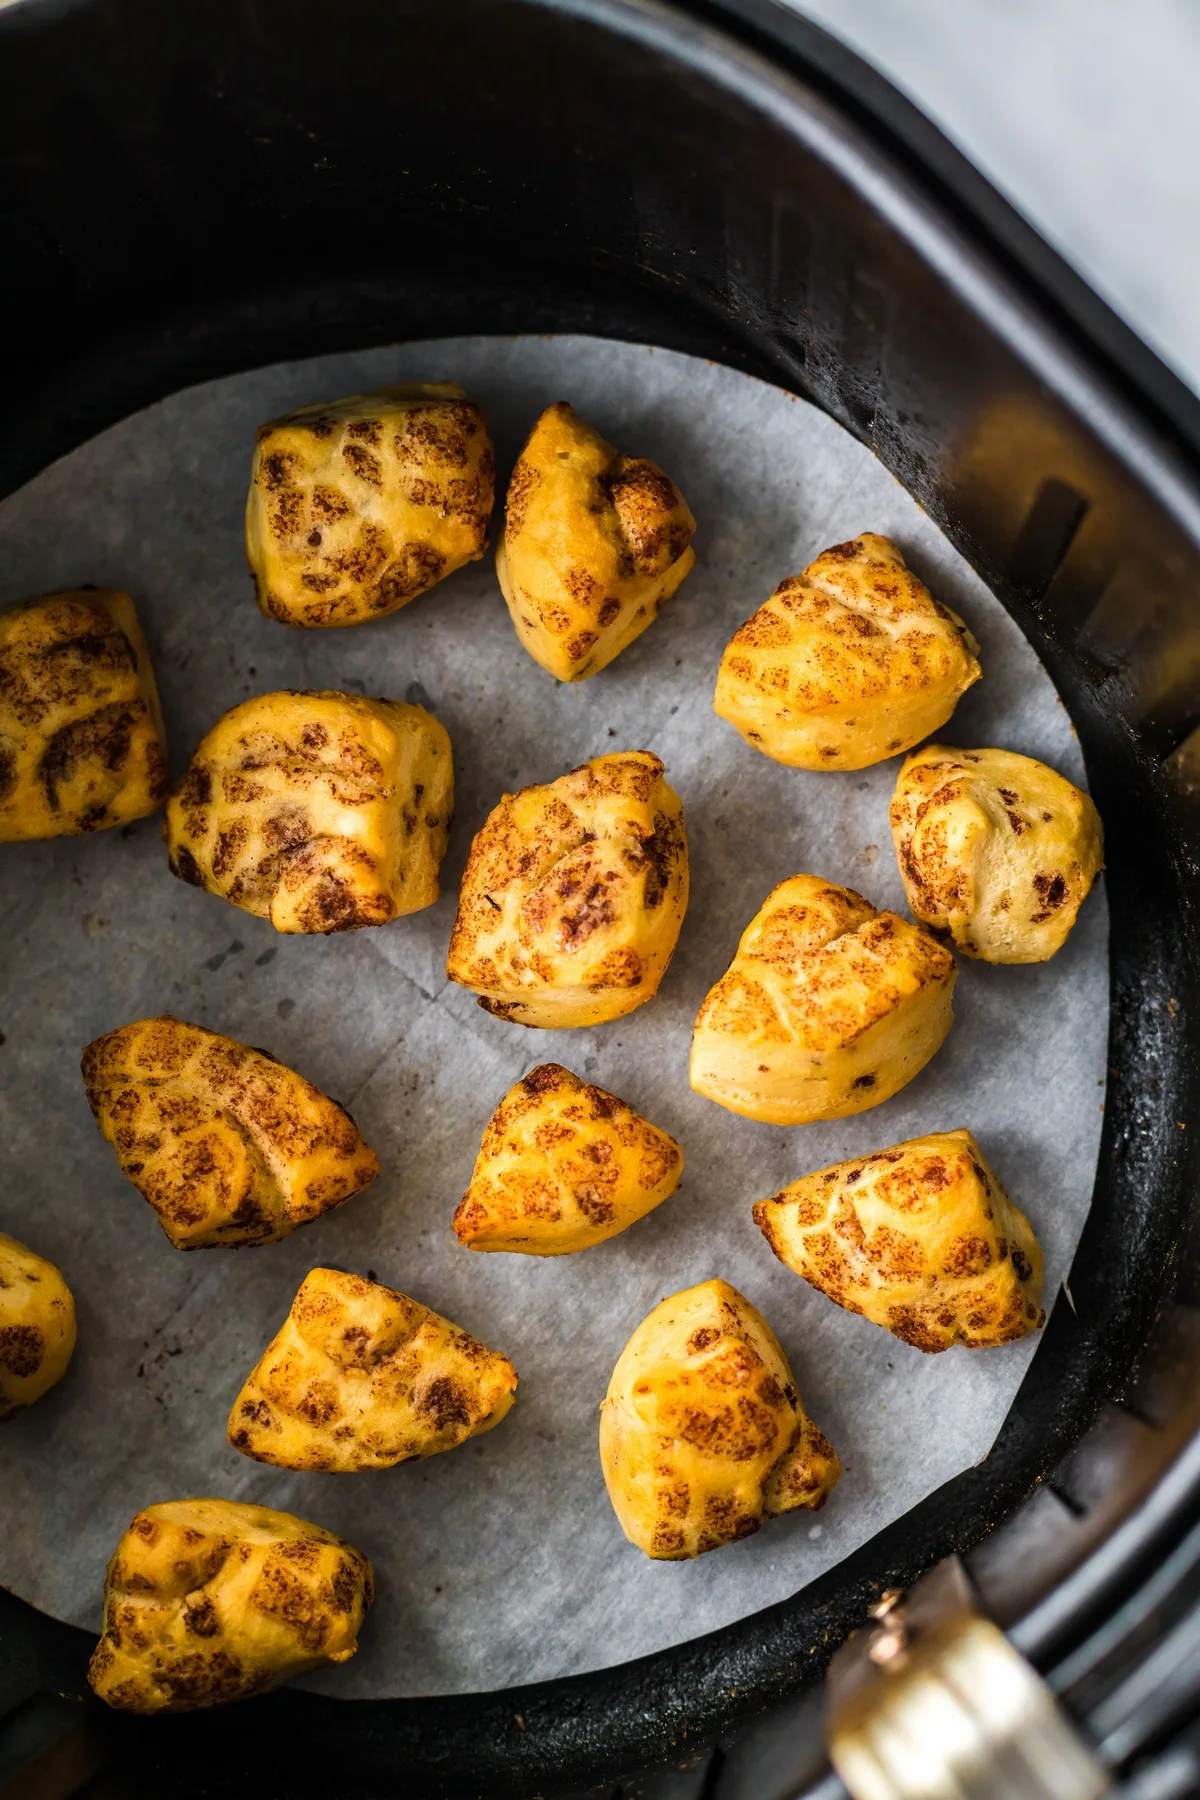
[{"x1": 1008, "y1": 476, "x2": 1090, "y2": 601}]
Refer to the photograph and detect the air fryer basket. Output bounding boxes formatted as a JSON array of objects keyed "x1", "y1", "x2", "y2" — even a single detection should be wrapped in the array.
[{"x1": 2, "y1": 1, "x2": 1200, "y2": 1796}]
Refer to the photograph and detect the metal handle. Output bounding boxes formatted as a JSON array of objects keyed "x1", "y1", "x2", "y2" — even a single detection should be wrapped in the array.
[{"x1": 827, "y1": 1560, "x2": 1113, "y2": 1800}]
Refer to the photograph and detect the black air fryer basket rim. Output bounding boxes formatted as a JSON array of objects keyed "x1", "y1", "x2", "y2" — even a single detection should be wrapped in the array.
[{"x1": 0, "y1": 1, "x2": 1198, "y2": 1795}]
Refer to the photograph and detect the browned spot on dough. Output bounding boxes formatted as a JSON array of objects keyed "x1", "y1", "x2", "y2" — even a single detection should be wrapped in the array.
[
  {"x1": 574, "y1": 1183, "x2": 614, "y2": 1225},
  {"x1": 249, "y1": 1561, "x2": 331, "y2": 1654},
  {"x1": 522, "y1": 1064, "x2": 565, "y2": 1095},
  {"x1": 0, "y1": 1324, "x2": 43, "y2": 1377},
  {"x1": 342, "y1": 444, "x2": 382, "y2": 487},
  {"x1": 372, "y1": 543, "x2": 445, "y2": 612},
  {"x1": 943, "y1": 1235, "x2": 993, "y2": 1277},
  {"x1": 260, "y1": 453, "x2": 292, "y2": 491},
  {"x1": 418, "y1": 1375, "x2": 472, "y2": 1433},
  {"x1": 1032, "y1": 871, "x2": 1068, "y2": 910},
  {"x1": 183, "y1": 1596, "x2": 220, "y2": 1637},
  {"x1": 505, "y1": 457, "x2": 540, "y2": 534}
]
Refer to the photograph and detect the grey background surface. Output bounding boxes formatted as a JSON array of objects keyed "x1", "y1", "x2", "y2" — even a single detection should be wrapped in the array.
[{"x1": 786, "y1": 0, "x2": 1200, "y2": 396}]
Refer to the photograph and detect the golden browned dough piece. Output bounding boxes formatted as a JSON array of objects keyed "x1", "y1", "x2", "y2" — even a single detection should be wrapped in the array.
[
  {"x1": 599, "y1": 1278, "x2": 840, "y2": 1559},
  {"x1": 890, "y1": 744, "x2": 1104, "y2": 963},
  {"x1": 453, "y1": 1063, "x2": 683, "y2": 1255},
  {"x1": 246, "y1": 383, "x2": 494, "y2": 628},
  {"x1": 0, "y1": 588, "x2": 167, "y2": 841},
  {"x1": 227, "y1": 1267, "x2": 517, "y2": 1472},
  {"x1": 82, "y1": 1016, "x2": 379, "y2": 1250},
  {"x1": 447, "y1": 750, "x2": 688, "y2": 1028},
  {"x1": 713, "y1": 534, "x2": 981, "y2": 770},
  {"x1": 0, "y1": 1233, "x2": 76, "y2": 1421},
  {"x1": 497, "y1": 402, "x2": 696, "y2": 681},
  {"x1": 690, "y1": 874, "x2": 956, "y2": 1125},
  {"x1": 164, "y1": 689, "x2": 452, "y2": 933},
  {"x1": 753, "y1": 1129, "x2": 1045, "y2": 1352},
  {"x1": 88, "y1": 1498, "x2": 373, "y2": 1713}
]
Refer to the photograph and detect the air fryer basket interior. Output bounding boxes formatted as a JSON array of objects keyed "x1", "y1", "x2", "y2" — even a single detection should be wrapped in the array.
[{"x1": 1, "y1": 1, "x2": 1199, "y2": 1794}]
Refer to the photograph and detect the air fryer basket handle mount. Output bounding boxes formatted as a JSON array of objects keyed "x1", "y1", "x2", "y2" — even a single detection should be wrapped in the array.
[{"x1": 827, "y1": 1560, "x2": 1113, "y2": 1800}]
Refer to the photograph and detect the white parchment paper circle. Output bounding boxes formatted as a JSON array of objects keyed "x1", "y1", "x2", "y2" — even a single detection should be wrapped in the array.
[{"x1": 0, "y1": 337, "x2": 1107, "y2": 1696}]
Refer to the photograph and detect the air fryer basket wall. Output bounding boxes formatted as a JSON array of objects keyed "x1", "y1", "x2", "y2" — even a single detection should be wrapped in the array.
[{"x1": 1, "y1": 1, "x2": 1199, "y2": 1795}]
